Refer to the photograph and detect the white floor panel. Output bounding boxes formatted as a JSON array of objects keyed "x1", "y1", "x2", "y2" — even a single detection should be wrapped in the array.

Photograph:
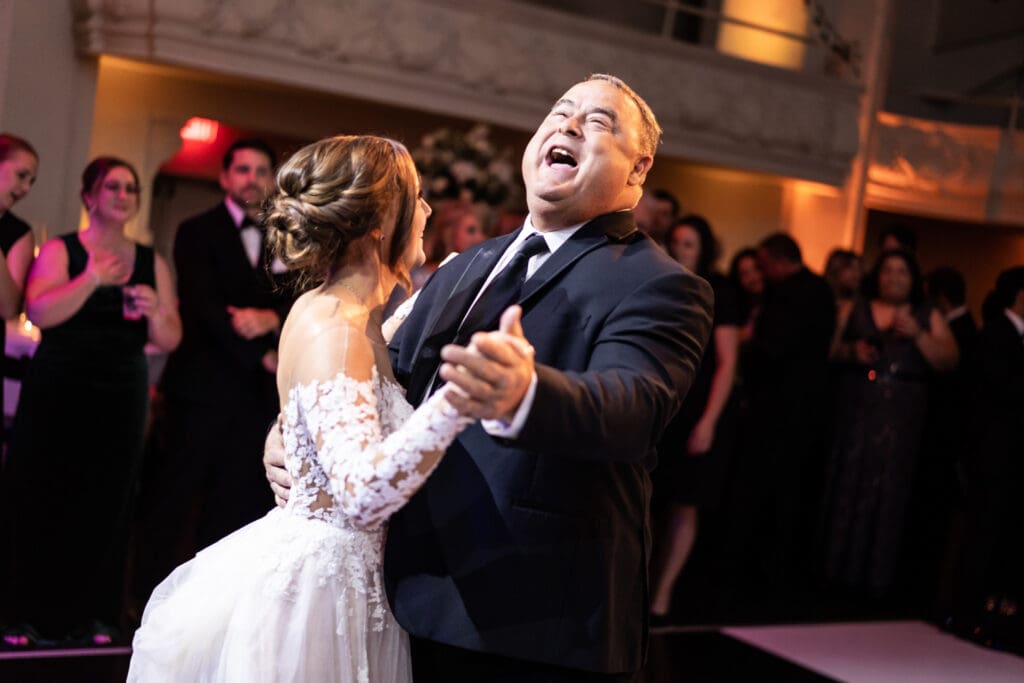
[{"x1": 723, "y1": 620, "x2": 1024, "y2": 683}]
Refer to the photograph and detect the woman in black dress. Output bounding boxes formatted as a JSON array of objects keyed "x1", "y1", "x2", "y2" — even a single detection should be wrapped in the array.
[
  {"x1": 0, "y1": 134, "x2": 38, "y2": 429},
  {"x1": 824, "y1": 249, "x2": 957, "y2": 598},
  {"x1": 650, "y1": 215, "x2": 741, "y2": 619},
  {"x1": 2, "y1": 157, "x2": 181, "y2": 646}
]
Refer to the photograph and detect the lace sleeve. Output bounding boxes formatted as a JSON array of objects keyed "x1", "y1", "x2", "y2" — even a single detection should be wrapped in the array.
[{"x1": 287, "y1": 322, "x2": 472, "y2": 529}]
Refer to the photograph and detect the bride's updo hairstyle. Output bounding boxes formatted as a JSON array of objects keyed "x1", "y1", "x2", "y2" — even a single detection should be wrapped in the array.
[{"x1": 265, "y1": 135, "x2": 418, "y2": 291}]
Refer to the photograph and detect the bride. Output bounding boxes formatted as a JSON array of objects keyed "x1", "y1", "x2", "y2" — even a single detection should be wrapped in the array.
[{"x1": 128, "y1": 135, "x2": 484, "y2": 682}]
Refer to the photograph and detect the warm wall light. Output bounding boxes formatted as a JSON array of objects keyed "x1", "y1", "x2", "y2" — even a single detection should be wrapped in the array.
[
  {"x1": 717, "y1": 0, "x2": 808, "y2": 70},
  {"x1": 180, "y1": 117, "x2": 219, "y2": 143}
]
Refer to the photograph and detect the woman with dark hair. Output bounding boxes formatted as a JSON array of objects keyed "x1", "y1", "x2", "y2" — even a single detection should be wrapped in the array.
[
  {"x1": 129, "y1": 136, "x2": 486, "y2": 682},
  {"x1": 650, "y1": 215, "x2": 741, "y2": 620},
  {"x1": 2, "y1": 157, "x2": 180, "y2": 647},
  {"x1": 728, "y1": 247, "x2": 764, "y2": 346},
  {"x1": 824, "y1": 249, "x2": 957, "y2": 598}
]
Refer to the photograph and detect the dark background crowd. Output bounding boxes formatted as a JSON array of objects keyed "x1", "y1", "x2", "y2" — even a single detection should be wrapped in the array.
[
  {"x1": 636, "y1": 191, "x2": 1024, "y2": 658},
  {"x1": 0, "y1": 131, "x2": 1021, "y2": 659}
]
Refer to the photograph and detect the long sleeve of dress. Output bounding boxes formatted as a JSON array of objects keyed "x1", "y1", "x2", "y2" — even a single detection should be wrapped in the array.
[{"x1": 283, "y1": 322, "x2": 472, "y2": 530}]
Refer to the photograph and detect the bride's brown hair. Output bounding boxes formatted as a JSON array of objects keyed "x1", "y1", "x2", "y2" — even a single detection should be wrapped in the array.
[{"x1": 264, "y1": 135, "x2": 418, "y2": 291}]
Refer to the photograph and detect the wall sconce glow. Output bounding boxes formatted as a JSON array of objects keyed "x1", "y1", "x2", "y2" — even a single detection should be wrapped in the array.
[
  {"x1": 717, "y1": 0, "x2": 808, "y2": 70},
  {"x1": 180, "y1": 117, "x2": 219, "y2": 143}
]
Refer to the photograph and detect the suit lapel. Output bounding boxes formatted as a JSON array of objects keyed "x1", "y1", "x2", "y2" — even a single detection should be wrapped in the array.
[
  {"x1": 406, "y1": 230, "x2": 521, "y2": 402},
  {"x1": 405, "y1": 212, "x2": 636, "y2": 402},
  {"x1": 519, "y1": 211, "x2": 637, "y2": 302}
]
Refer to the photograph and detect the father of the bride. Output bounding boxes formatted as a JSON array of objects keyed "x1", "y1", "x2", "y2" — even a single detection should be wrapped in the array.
[{"x1": 269, "y1": 74, "x2": 712, "y2": 681}]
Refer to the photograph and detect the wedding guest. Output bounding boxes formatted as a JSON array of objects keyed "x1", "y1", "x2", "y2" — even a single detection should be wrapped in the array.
[
  {"x1": 952, "y1": 266, "x2": 1024, "y2": 651},
  {"x1": 825, "y1": 249, "x2": 861, "y2": 310},
  {"x1": 410, "y1": 200, "x2": 485, "y2": 290},
  {"x1": 634, "y1": 187, "x2": 679, "y2": 243},
  {"x1": 824, "y1": 249, "x2": 957, "y2": 599},
  {"x1": 728, "y1": 247, "x2": 764, "y2": 346},
  {"x1": 1, "y1": 156, "x2": 180, "y2": 646},
  {"x1": 651, "y1": 215, "x2": 740, "y2": 622},
  {"x1": 733, "y1": 233, "x2": 835, "y2": 594},
  {"x1": 134, "y1": 139, "x2": 294, "y2": 605},
  {"x1": 826, "y1": 249, "x2": 863, "y2": 356},
  {"x1": 927, "y1": 266, "x2": 978, "y2": 358},
  {"x1": 907, "y1": 265, "x2": 978, "y2": 611},
  {"x1": 878, "y1": 223, "x2": 917, "y2": 254},
  {"x1": 0, "y1": 134, "x2": 38, "y2": 440}
]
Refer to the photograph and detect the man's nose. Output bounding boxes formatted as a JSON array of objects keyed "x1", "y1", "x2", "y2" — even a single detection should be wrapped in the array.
[{"x1": 558, "y1": 114, "x2": 582, "y2": 137}]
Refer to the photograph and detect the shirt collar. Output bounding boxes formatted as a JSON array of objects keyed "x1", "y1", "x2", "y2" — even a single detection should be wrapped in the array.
[
  {"x1": 945, "y1": 305, "x2": 969, "y2": 322},
  {"x1": 1004, "y1": 308, "x2": 1024, "y2": 337},
  {"x1": 224, "y1": 197, "x2": 247, "y2": 229},
  {"x1": 518, "y1": 214, "x2": 587, "y2": 255}
]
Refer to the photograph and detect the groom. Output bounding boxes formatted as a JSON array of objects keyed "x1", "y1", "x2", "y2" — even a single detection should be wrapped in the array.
[{"x1": 267, "y1": 74, "x2": 712, "y2": 680}]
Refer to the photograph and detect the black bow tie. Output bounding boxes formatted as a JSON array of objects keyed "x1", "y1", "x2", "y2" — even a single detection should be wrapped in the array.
[{"x1": 241, "y1": 216, "x2": 256, "y2": 229}]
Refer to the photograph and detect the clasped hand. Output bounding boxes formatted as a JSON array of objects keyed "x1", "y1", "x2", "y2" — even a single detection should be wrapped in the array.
[
  {"x1": 263, "y1": 305, "x2": 536, "y2": 506},
  {"x1": 439, "y1": 305, "x2": 535, "y2": 423}
]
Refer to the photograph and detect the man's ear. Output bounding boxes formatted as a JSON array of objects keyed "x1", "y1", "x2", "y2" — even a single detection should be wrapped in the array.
[
  {"x1": 628, "y1": 155, "x2": 654, "y2": 187},
  {"x1": 219, "y1": 169, "x2": 230, "y2": 194}
]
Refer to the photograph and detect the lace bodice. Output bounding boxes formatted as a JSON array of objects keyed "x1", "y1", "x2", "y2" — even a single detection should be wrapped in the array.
[{"x1": 281, "y1": 367, "x2": 471, "y2": 531}]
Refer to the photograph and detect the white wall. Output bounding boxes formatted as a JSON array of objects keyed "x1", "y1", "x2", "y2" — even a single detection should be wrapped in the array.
[{"x1": 0, "y1": 0, "x2": 97, "y2": 241}]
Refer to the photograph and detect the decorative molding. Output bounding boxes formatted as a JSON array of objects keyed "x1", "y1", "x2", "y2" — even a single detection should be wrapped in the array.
[
  {"x1": 867, "y1": 112, "x2": 1024, "y2": 225},
  {"x1": 73, "y1": 0, "x2": 863, "y2": 185}
]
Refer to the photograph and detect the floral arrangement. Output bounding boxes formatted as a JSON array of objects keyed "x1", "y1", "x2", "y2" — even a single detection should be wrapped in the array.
[{"x1": 411, "y1": 124, "x2": 522, "y2": 210}]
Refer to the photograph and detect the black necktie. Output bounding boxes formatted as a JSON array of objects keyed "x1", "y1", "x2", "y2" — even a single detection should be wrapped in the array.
[{"x1": 455, "y1": 233, "x2": 549, "y2": 345}]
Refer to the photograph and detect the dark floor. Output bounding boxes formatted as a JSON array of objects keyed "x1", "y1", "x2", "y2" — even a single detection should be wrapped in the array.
[{"x1": 0, "y1": 630, "x2": 839, "y2": 683}]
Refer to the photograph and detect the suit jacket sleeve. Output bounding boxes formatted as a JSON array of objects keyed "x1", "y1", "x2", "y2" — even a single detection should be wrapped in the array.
[
  {"x1": 516, "y1": 267, "x2": 713, "y2": 462},
  {"x1": 174, "y1": 219, "x2": 271, "y2": 370}
]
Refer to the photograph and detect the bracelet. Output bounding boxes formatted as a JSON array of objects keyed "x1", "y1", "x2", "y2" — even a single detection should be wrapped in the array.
[{"x1": 86, "y1": 270, "x2": 100, "y2": 287}]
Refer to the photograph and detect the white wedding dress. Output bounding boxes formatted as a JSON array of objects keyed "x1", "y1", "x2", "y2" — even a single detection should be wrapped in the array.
[{"x1": 128, "y1": 343, "x2": 470, "y2": 682}]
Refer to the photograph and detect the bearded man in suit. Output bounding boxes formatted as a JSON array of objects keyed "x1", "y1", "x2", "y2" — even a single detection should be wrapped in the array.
[{"x1": 137, "y1": 139, "x2": 295, "y2": 601}]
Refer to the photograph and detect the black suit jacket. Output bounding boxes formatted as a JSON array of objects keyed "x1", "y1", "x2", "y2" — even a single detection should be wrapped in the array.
[
  {"x1": 384, "y1": 212, "x2": 713, "y2": 673},
  {"x1": 948, "y1": 310, "x2": 979, "y2": 361},
  {"x1": 160, "y1": 202, "x2": 293, "y2": 405},
  {"x1": 968, "y1": 313, "x2": 1024, "y2": 480},
  {"x1": 746, "y1": 266, "x2": 836, "y2": 437}
]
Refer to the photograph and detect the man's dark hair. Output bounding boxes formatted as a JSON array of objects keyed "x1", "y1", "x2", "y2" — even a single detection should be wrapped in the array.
[
  {"x1": 759, "y1": 232, "x2": 802, "y2": 264},
  {"x1": 223, "y1": 138, "x2": 277, "y2": 170},
  {"x1": 926, "y1": 266, "x2": 966, "y2": 307},
  {"x1": 652, "y1": 189, "x2": 680, "y2": 217},
  {"x1": 879, "y1": 223, "x2": 918, "y2": 253},
  {"x1": 995, "y1": 266, "x2": 1024, "y2": 309},
  {"x1": 982, "y1": 266, "x2": 1024, "y2": 323}
]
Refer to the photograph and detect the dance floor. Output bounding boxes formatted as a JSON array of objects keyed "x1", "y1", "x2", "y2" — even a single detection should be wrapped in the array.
[{"x1": 2, "y1": 621, "x2": 1022, "y2": 681}]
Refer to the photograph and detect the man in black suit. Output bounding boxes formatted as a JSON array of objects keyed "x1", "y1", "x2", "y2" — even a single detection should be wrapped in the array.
[
  {"x1": 136, "y1": 139, "x2": 293, "y2": 599},
  {"x1": 266, "y1": 74, "x2": 713, "y2": 681},
  {"x1": 927, "y1": 266, "x2": 978, "y2": 358},
  {"x1": 731, "y1": 233, "x2": 835, "y2": 595},
  {"x1": 954, "y1": 266, "x2": 1024, "y2": 650},
  {"x1": 910, "y1": 266, "x2": 979, "y2": 611}
]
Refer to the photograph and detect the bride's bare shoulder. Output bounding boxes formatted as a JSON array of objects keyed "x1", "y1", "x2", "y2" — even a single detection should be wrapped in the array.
[{"x1": 278, "y1": 291, "x2": 376, "y2": 384}]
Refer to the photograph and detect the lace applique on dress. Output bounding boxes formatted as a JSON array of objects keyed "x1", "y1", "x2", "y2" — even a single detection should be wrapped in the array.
[{"x1": 281, "y1": 368, "x2": 471, "y2": 531}]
